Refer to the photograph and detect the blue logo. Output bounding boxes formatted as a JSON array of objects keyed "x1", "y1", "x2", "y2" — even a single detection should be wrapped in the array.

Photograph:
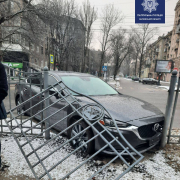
[{"x1": 135, "y1": 0, "x2": 165, "y2": 24}]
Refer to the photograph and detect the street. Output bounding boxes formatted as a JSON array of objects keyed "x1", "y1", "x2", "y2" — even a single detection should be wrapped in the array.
[{"x1": 117, "y1": 78, "x2": 180, "y2": 128}]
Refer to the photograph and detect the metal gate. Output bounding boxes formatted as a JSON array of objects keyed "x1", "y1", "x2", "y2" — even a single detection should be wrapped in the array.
[
  {"x1": 2, "y1": 68, "x2": 144, "y2": 179},
  {"x1": 1, "y1": 64, "x2": 43, "y2": 135}
]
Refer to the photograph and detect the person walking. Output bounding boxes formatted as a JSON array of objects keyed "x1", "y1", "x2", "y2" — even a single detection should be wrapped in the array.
[
  {"x1": 0, "y1": 61, "x2": 8, "y2": 168},
  {"x1": 0, "y1": 62, "x2": 8, "y2": 119}
]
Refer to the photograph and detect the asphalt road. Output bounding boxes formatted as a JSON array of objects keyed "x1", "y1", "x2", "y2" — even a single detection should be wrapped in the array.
[{"x1": 118, "y1": 78, "x2": 180, "y2": 128}]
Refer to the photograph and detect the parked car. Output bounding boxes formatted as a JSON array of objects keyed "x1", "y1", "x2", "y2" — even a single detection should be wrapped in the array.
[
  {"x1": 15, "y1": 71, "x2": 164, "y2": 154},
  {"x1": 127, "y1": 76, "x2": 132, "y2": 79},
  {"x1": 132, "y1": 77, "x2": 139, "y2": 81},
  {"x1": 142, "y1": 78, "x2": 158, "y2": 85}
]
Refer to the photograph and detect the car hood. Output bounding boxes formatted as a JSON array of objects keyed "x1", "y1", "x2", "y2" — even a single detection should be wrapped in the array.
[{"x1": 76, "y1": 94, "x2": 164, "y2": 127}]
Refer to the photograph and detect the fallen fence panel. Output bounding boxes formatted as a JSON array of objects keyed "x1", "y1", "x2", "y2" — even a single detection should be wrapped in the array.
[{"x1": 3, "y1": 77, "x2": 144, "y2": 180}]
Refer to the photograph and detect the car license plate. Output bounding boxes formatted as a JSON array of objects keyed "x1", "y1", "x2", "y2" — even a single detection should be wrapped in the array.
[{"x1": 149, "y1": 136, "x2": 160, "y2": 146}]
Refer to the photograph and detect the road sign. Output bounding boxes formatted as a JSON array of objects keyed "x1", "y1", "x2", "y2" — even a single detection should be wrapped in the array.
[
  {"x1": 50, "y1": 54, "x2": 54, "y2": 64},
  {"x1": 173, "y1": 68, "x2": 178, "y2": 71},
  {"x1": 102, "y1": 66, "x2": 107, "y2": 71}
]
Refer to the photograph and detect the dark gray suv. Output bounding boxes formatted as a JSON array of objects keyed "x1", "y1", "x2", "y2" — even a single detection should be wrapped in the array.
[{"x1": 14, "y1": 71, "x2": 164, "y2": 154}]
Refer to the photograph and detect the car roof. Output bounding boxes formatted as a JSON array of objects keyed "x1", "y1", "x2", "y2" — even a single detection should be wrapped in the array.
[{"x1": 49, "y1": 71, "x2": 95, "y2": 77}]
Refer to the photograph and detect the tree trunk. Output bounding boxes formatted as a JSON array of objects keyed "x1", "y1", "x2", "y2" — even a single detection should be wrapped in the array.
[
  {"x1": 99, "y1": 52, "x2": 104, "y2": 77},
  {"x1": 134, "y1": 54, "x2": 138, "y2": 76},
  {"x1": 139, "y1": 53, "x2": 143, "y2": 78}
]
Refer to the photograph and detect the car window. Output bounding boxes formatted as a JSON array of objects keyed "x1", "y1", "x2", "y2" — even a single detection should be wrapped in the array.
[
  {"x1": 27, "y1": 76, "x2": 41, "y2": 87},
  {"x1": 61, "y1": 76, "x2": 118, "y2": 96},
  {"x1": 48, "y1": 75, "x2": 58, "y2": 86}
]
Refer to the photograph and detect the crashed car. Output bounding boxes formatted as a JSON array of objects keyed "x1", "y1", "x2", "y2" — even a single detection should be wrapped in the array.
[{"x1": 15, "y1": 71, "x2": 164, "y2": 154}]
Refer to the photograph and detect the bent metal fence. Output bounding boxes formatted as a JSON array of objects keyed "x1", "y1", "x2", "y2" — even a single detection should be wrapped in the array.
[
  {"x1": 1, "y1": 64, "x2": 43, "y2": 135},
  {"x1": 2, "y1": 68, "x2": 144, "y2": 179}
]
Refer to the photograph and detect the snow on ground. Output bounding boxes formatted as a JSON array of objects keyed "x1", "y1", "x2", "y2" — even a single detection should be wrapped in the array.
[
  {"x1": 156, "y1": 86, "x2": 169, "y2": 91},
  {"x1": 1, "y1": 118, "x2": 180, "y2": 180},
  {"x1": 1, "y1": 134, "x2": 180, "y2": 179},
  {"x1": 108, "y1": 80, "x2": 121, "y2": 90},
  {"x1": 123, "y1": 78, "x2": 132, "y2": 81},
  {"x1": 156, "y1": 86, "x2": 180, "y2": 93}
]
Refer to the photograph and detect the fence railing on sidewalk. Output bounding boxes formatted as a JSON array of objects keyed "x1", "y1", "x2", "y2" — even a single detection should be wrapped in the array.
[
  {"x1": 1, "y1": 66, "x2": 144, "y2": 179},
  {"x1": 161, "y1": 70, "x2": 180, "y2": 146},
  {"x1": 1, "y1": 65, "x2": 44, "y2": 135}
]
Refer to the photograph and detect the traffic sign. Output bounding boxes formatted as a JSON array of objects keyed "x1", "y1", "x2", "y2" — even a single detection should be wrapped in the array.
[
  {"x1": 102, "y1": 66, "x2": 107, "y2": 71},
  {"x1": 173, "y1": 68, "x2": 178, "y2": 71},
  {"x1": 50, "y1": 54, "x2": 54, "y2": 64}
]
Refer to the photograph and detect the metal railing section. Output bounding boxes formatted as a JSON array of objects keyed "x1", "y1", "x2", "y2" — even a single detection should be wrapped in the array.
[
  {"x1": 4, "y1": 77, "x2": 144, "y2": 180},
  {"x1": 167, "y1": 73, "x2": 180, "y2": 144},
  {"x1": 1, "y1": 65, "x2": 43, "y2": 135}
]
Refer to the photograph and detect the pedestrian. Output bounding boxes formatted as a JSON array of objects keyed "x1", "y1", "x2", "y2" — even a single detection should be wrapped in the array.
[
  {"x1": 0, "y1": 61, "x2": 8, "y2": 168},
  {"x1": 0, "y1": 61, "x2": 8, "y2": 120}
]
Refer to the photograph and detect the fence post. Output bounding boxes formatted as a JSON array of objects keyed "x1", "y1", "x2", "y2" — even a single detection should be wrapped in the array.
[
  {"x1": 161, "y1": 70, "x2": 177, "y2": 148},
  {"x1": 43, "y1": 67, "x2": 50, "y2": 140},
  {"x1": 167, "y1": 72, "x2": 180, "y2": 143}
]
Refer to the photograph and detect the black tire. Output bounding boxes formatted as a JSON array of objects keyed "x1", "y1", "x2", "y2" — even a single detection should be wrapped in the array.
[
  {"x1": 16, "y1": 97, "x2": 27, "y2": 116},
  {"x1": 68, "y1": 119, "x2": 94, "y2": 154}
]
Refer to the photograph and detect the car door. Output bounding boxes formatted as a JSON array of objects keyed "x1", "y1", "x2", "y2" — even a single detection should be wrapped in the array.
[
  {"x1": 47, "y1": 74, "x2": 68, "y2": 131},
  {"x1": 24, "y1": 74, "x2": 42, "y2": 116}
]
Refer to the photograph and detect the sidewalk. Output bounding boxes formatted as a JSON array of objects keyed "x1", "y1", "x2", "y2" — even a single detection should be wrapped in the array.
[{"x1": 1, "y1": 133, "x2": 180, "y2": 180}]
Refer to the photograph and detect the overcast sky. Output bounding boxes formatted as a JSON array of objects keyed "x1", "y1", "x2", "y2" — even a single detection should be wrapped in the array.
[{"x1": 75, "y1": 0, "x2": 178, "y2": 50}]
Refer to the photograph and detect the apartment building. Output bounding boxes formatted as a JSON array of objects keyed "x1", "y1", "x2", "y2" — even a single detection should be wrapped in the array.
[{"x1": 0, "y1": 0, "x2": 85, "y2": 73}]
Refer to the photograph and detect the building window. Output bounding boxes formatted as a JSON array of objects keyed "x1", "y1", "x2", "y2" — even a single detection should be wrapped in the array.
[
  {"x1": 37, "y1": 46, "x2": 39, "y2": 53},
  {"x1": 11, "y1": 34, "x2": 20, "y2": 44},
  {"x1": 41, "y1": 46, "x2": 43, "y2": 54},
  {"x1": 30, "y1": 43, "x2": 34, "y2": 51},
  {"x1": 25, "y1": 38, "x2": 29, "y2": 47}
]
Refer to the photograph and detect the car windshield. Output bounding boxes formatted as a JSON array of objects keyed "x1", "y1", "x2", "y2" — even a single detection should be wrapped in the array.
[{"x1": 61, "y1": 76, "x2": 118, "y2": 96}]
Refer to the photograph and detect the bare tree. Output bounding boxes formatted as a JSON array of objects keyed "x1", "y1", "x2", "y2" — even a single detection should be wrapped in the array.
[
  {"x1": 132, "y1": 24, "x2": 158, "y2": 78},
  {"x1": 131, "y1": 37, "x2": 141, "y2": 76},
  {"x1": 0, "y1": 0, "x2": 47, "y2": 66},
  {"x1": 0, "y1": 0, "x2": 33, "y2": 25},
  {"x1": 110, "y1": 29, "x2": 134, "y2": 79},
  {"x1": 79, "y1": 0, "x2": 97, "y2": 72},
  {"x1": 39, "y1": 0, "x2": 84, "y2": 71},
  {"x1": 98, "y1": 4, "x2": 123, "y2": 76}
]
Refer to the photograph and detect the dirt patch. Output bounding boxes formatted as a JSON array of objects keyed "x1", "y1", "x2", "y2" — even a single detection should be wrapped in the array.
[{"x1": 164, "y1": 144, "x2": 180, "y2": 172}]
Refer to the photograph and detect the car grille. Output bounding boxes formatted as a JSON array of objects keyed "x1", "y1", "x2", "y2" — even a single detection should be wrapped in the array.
[{"x1": 138, "y1": 121, "x2": 163, "y2": 138}]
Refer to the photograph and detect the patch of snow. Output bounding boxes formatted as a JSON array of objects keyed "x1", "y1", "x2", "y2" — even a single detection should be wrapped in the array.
[
  {"x1": 124, "y1": 78, "x2": 132, "y2": 81},
  {"x1": 1, "y1": 134, "x2": 180, "y2": 180}
]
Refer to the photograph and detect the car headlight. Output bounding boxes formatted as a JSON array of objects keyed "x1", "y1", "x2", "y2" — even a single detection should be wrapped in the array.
[{"x1": 99, "y1": 117, "x2": 130, "y2": 128}]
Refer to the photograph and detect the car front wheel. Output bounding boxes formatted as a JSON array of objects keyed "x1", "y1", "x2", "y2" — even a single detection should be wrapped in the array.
[
  {"x1": 16, "y1": 97, "x2": 26, "y2": 116},
  {"x1": 69, "y1": 120, "x2": 94, "y2": 154}
]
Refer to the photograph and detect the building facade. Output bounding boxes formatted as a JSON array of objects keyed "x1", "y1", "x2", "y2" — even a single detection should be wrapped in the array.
[
  {"x1": 142, "y1": 0, "x2": 180, "y2": 81},
  {"x1": 0, "y1": 0, "x2": 85, "y2": 74}
]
